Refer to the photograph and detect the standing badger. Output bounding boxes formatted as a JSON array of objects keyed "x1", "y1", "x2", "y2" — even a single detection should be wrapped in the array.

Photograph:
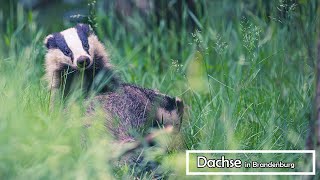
[{"x1": 43, "y1": 23, "x2": 184, "y2": 141}]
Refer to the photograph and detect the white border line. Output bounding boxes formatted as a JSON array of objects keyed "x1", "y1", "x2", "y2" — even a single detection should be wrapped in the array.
[{"x1": 186, "y1": 150, "x2": 316, "y2": 176}]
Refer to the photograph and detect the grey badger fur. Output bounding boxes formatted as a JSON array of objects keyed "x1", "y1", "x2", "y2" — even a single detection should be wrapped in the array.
[
  {"x1": 88, "y1": 83, "x2": 184, "y2": 141},
  {"x1": 43, "y1": 24, "x2": 184, "y2": 140}
]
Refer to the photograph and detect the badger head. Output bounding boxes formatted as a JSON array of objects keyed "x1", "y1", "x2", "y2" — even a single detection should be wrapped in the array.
[
  {"x1": 44, "y1": 23, "x2": 117, "y2": 94},
  {"x1": 44, "y1": 23, "x2": 106, "y2": 71},
  {"x1": 153, "y1": 92, "x2": 184, "y2": 131}
]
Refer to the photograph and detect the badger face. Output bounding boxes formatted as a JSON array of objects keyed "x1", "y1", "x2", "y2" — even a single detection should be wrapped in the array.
[
  {"x1": 44, "y1": 24, "x2": 95, "y2": 70},
  {"x1": 156, "y1": 96, "x2": 184, "y2": 131}
]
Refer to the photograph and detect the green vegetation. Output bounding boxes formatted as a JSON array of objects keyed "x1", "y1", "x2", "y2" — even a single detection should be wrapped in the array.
[{"x1": 0, "y1": 0, "x2": 319, "y2": 179}]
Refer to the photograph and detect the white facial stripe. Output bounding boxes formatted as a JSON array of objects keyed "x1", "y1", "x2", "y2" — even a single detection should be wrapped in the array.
[
  {"x1": 157, "y1": 108, "x2": 180, "y2": 123},
  {"x1": 61, "y1": 28, "x2": 89, "y2": 64}
]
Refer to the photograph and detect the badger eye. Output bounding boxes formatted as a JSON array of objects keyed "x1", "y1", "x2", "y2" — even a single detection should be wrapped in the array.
[
  {"x1": 64, "y1": 48, "x2": 71, "y2": 56},
  {"x1": 84, "y1": 41, "x2": 89, "y2": 49}
]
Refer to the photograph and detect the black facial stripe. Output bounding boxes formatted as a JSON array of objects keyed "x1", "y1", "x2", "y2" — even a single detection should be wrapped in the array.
[
  {"x1": 54, "y1": 33, "x2": 74, "y2": 61},
  {"x1": 163, "y1": 96, "x2": 176, "y2": 111},
  {"x1": 76, "y1": 24, "x2": 90, "y2": 55},
  {"x1": 46, "y1": 36, "x2": 56, "y2": 49}
]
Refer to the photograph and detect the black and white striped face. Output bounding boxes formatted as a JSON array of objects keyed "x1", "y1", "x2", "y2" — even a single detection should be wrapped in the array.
[
  {"x1": 155, "y1": 93, "x2": 184, "y2": 131},
  {"x1": 44, "y1": 24, "x2": 94, "y2": 69}
]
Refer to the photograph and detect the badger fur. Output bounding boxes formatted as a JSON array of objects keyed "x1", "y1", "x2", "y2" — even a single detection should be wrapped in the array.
[{"x1": 44, "y1": 23, "x2": 120, "y2": 99}]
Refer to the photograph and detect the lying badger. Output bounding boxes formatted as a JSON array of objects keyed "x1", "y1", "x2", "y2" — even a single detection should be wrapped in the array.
[
  {"x1": 88, "y1": 83, "x2": 184, "y2": 141},
  {"x1": 43, "y1": 23, "x2": 184, "y2": 144}
]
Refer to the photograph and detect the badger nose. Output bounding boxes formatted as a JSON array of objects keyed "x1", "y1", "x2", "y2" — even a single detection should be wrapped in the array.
[{"x1": 77, "y1": 56, "x2": 90, "y2": 68}]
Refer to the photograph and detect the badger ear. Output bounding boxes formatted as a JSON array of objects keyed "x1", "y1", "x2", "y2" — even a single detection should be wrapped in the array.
[{"x1": 44, "y1": 34, "x2": 56, "y2": 49}]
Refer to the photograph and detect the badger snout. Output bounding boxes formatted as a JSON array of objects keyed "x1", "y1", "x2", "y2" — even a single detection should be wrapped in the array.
[{"x1": 77, "y1": 56, "x2": 91, "y2": 69}]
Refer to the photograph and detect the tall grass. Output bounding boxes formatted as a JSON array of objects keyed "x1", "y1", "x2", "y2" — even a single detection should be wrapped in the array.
[{"x1": 0, "y1": 0, "x2": 319, "y2": 179}]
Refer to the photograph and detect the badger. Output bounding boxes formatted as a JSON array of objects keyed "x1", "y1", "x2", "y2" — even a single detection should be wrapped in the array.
[
  {"x1": 87, "y1": 83, "x2": 184, "y2": 141},
  {"x1": 43, "y1": 24, "x2": 184, "y2": 162},
  {"x1": 85, "y1": 83, "x2": 184, "y2": 175}
]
